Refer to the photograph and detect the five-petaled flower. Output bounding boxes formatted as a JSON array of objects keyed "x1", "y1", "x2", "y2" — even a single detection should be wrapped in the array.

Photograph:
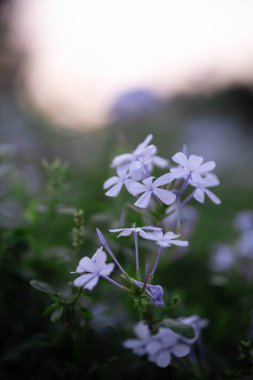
[
  {"x1": 103, "y1": 166, "x2": 133, "y2": 197},
  {"x1": 109, "y1": 225, "x2": 162, "y2": 238},
  {"x1": 123, "y1": 322, "x2": 191, "y2": 368},
  {"x1": 111, "y1": 135, "x2": 168, "y2": 178},
  {"x1": 130, "y1": 174, "x2": 176, "y2": 208},
  {"x1": 171, "y1": 152, "x2": 216, "y2": 183},
  {"x1": 73, "y1": 247, "x2": 115, "y2": 290},
  {"x1": 191, "y1": 173, "x2": 221, "y2": 205},
  {"x1": 140, "y1": 230, "x2": 189, "y2": 248}
]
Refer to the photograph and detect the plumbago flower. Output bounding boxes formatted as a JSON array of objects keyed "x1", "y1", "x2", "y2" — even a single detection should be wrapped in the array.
[
  {"x1": 191, "y1": 173, "x2": 221, "y2": 205},
  {"x1": 123, "y1": 322, "x2": 192, "y2": 368},
  {"x1": 130, "y1": 174, "x2": 176, "y2": 208},
  {"x1": 141, "y1": 230, "x2": 189, "y2": 248},
  {"x1": 103, "y1": 166, "x2": 133, "y2": 197},
  {"x1": 111, "y1": 134, "x2": 168, "y2": 176},
  {"x1": 73, "y1": 247, "x2": 115, "y2": 290},
  {"x1": 109, "y1": 225, "x2": 162, "y2": 237},
  {"x1": 171, "y1": 151, "x2": 216, "y2": 183}
]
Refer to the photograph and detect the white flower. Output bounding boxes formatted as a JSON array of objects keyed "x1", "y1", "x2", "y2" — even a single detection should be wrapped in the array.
[
  {"x1": 130, "y1": 174, "x2": 176, "y2": 208},
  {"x1": 109, "y1": 225, "x2": 162, "y2": 237},
  {"x1": 171, "y1": 152, "x2": 216, "y2": 183},
  {"x1": 123, "y1": 322, "x2": 191, "y2": 368},
  {"x1": 103, "y1": 166, "x2": 133, "y2": 197},
  {"x1": 140, "y1": 230, "x2": 188, "y2": 248},
  {"x1": 147, "y1": 328, "x2": 190, "y2": 368},
  {"x1": 191, "y1": 173, "x2": 221, "y2": 205},
  {"x1": 123, "y1": 322, "x2": 152, "y2": 356},
  {"x1": 111, "y1": 135, "x2": 168, "y2": 180},
  {"x1": 73, "y1": 247, "x2": 114, "y2": 290}
]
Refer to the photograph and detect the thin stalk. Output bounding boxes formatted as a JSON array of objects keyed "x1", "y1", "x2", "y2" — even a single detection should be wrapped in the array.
[
  {"x1": 102, "y1": 275, "x2": 131, "y2": 292},
  {"x1": 178, "y1": 173, "x2": 191, "y2": 197},
  {"x1": 134, "y1": 231, "x2": 141, "y2": 280},
  {"x1": 150, "y1": 246, "x2": 163, "y2": 280}
]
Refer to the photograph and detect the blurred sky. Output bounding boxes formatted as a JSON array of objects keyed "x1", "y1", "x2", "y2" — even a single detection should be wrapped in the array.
[{"x1": 9, "y1": 0, "x2": 253, "y2": 128}]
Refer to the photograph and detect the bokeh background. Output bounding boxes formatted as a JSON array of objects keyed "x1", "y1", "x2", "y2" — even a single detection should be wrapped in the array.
[{"x1": 1, "y1": 1, "x2": 253, "y2": 379}]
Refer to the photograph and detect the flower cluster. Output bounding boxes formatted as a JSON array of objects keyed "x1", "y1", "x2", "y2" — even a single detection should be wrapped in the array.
[
  {"x1": 104, "y1": 135, "x2": 221, "y2": 212},
  {"x1": 124, "y1": 316, "x2": 208, "y2": 368},
  {"x1": 71, "y1": 135, "x2": 220, "y2": 369}
]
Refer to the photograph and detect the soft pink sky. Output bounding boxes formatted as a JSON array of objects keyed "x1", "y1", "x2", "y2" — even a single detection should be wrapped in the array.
[{"x1": 11, "y1": 0, "x2": 253, "y2": 128}]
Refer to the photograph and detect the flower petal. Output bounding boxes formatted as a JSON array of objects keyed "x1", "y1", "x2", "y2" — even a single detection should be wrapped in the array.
[
  {"x1": 92, "y1": 248, "x2": 107, "y2": 267},
  {"x1": 129, "y1": 181, "x2": 147, "y2": 196},
  {"x1": 153, "y1": 173, "x2": 174, "y2": 187},
  {"x1": 153, "y1": 188, "x2": 176, "y2": 205},
  {"x1": 188, "y1": 154, "x2": 203, "y2": 170},
  {"x1": 134, "y1": 192, "x2": 152, "y2": 208},
  {"x1": 171, "y1": 344, "x2": 191, "y2": 358},
  {"x1": 105, "y1": 182, "x2": 123, "y2": 197},
  {"x1": 170, "y1": 167, "x2": 188, "y2": 179},
  {"x1": 100, "y1": 262, "x2": 115, "y2": 276},
  {"x1": 134, "y1": 134, "x2": 153, "y2": 153},
  {"x1": 103, "y1": 176, "x2": 119, "y2": 190},
  {"x1": 111, "y1": 153, "x2": 132, "y2": 168},
  {"x1": 170, "y1": 239, "x2": 189, "y2": 247},
  {"x1": 83, "y1": 275, "x2": 99, "y2": 290},
  {"x1": 78, "y1": 257, "x2": 96, "y2": 273},
  {"x1": 204, "y1": 189, "x2": 221, "y2": 205},
  {"x1": 152, "y1": 155, "x2": 169, "y2": 168},
  {"x1": 154, "y1": 349, "x2": 171, "y2": 368},
  {"x1": 74, "y1": 273, "x2": 96, "y2": 288},
  {"x1": 193, "y1": 188, "x2": 205, "y2": 203},
  {"x1": 134, "y1": 322, "x2": 150, "y2": 339},
  {"x1": 146, "y1": 341, "x2": 161, "y2": 355},
  {"x1": 142, "y1": 176, "x2": 154, "y2": 186},
  {"x1": 172, "y1": 152, "x2": 188, "y2": 166},
  {"x1": 196, "y1": 161, "x2": 216, "y2": 173}
]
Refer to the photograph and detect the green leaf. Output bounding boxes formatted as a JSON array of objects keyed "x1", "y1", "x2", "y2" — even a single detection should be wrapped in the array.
[
  {"x1": 30, "y1": 280, "x2": 55, "y2": 295},
  {"x1": 162, "y1": 319, "x2": 195, "y2": 339},
  {"x1": 50, "y1": 306, "x2": 64, "y2": 322}
]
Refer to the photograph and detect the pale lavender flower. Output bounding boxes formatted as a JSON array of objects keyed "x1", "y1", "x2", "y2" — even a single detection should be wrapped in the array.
[
  {"x1": 171, "y1": 152, "x2": 216, "y2": 183},
  {"x1": 191, "y1": 173, "x2": 221, "y2": 205},
  {"x1": 210, "y1": 244, "x2": 234, "y2": 272},
  {"x1": 130, "y1": 174, "x2": 176, "y2": 208},
  {"x1": 73, "y1": 247, "x2": 114, "y2": 290},
  {"x1": 111, "y1": 135, "x2": 168, "y2": 180},
  {"x1": 109, "y1": 225, "x2": 162, "y2": 238},
  {"x1": 140, "y1": 230, "x2": 188, "y2": 248},
  {"x1": 147, "y1": 328, "x2": 191, "y2": 367},
  {"x1": 123, "y1": 322, "x2": 152, "y2": 356},
  {"x1": 124, "y1": 323, "x2": 191, "y2": 368},
  {"x1": 103, "y1": 166, "x2": 133, "y2": 197}
]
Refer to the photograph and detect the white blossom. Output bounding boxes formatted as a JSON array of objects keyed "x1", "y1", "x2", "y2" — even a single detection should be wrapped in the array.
[
  {"x1": 191, "y1": 173, "x2": 221, "y2": 205},
  {"x1": 73, "y1": 247, "x2": 114, "y2": 290},
  {"x1": 171, "y1": 152, "x2": 215, "y2": 183},
  {"x1": 123, "y1": 322, "x2": 191, "y2": 368},
  {"x1": 109, "y1": 225, "x2": 162, "y2": 237},
  {"x1": 140, "y1": 230, "x2": 188, "y2": 248},
  {"x1": 103, "y1": 166, "x2": 133, "y2": 197},
  {"x1": 130, "y1": 174, "x2": 176, "y2": 208}
]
